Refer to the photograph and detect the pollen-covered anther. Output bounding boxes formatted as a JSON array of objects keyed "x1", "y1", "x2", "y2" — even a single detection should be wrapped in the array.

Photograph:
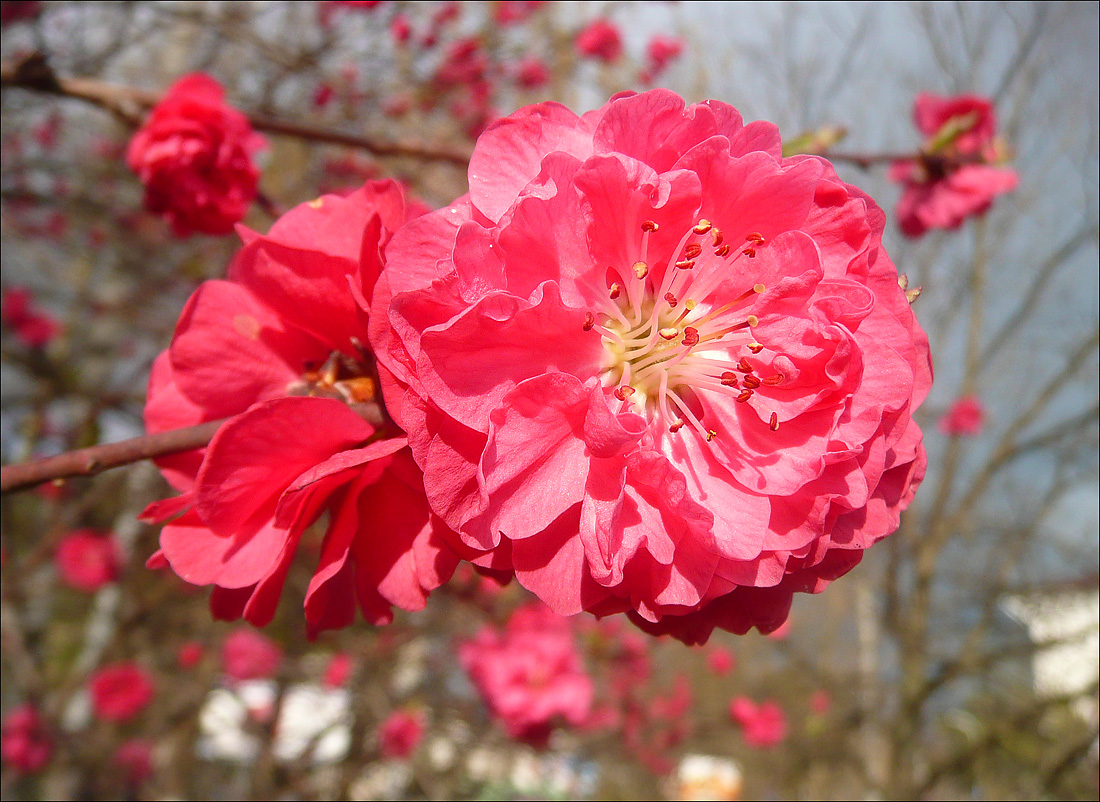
[
  {"x1": 614, "y1": 385, "x2": 636, "y2": 401},
  {"x1": 742, "y1": 247, "x2": 757, "y2": 258},
  {"x1": 684, "y1": 243, "x2": 702, "y2": 259},
  {"x1": 706, "y1": 429, "x2": 718, "y2": 442},
  {"x1": 664, "y1": 291, "x2": 678, "y2": 307},
  {"x1": 675, "y1": 259, "x2": 696, "y2": 270},
  {"x1": 692, "y1": 219, "x2": 712, "y2": 234},
  {"x1": 769, "y1": 412, "x2": 780, "y2": 431},
  {"x1": 754, "y1": 283, "x2": 766, "y2": 294},
  {"x1": 761, "y1": 373, "x2": 785, "y2": 386},
  {"x1": 632, "y1": 261, "x2": 649, "y2": 279},
  {"x1": 714, "y1": 244, "x2": 731, "y2": 257},
  {"x1": 746, "y1": 231, "x2": 765, "y2": 245},
  {"x1": 748, "y1": 343, "x2": 765, "y2": 354},
  {"x1": 720, "y1": 371, "x2": 740, "y2": 388},
  {"x1": 747, "y1": 314, "x2": 759, "y2": 327},
  {"x1": 641, "y1": 220, "x2": 659, "y2": 232},
  {"x1": 681, "y1": 327, "x2": 700, "y2": 347},
  {"x1": 659, "y1": 327, "x2": 679, "y2": 340},
  {"x1": 736, "y1": 358, "x2": 754, "y2": 373},
  {"x1": 737, "y1": 389, "x2": 754, "y2": 403},
  {"x1": 583, "y1": 312, "x2": 595, "y2": 331},
  {"x1": 711, "y1": 228, "x2": 723, "y2": 246},
  {"x1": 742, "y1": 375, "x2": 761, "y2": 389},
  {"x1": 609, "y1": 282, "x2": 622, "y2": 299}
]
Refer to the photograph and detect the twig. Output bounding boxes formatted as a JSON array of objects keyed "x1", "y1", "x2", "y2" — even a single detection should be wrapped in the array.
[{"x1": 0, "y1": 55, "x2": 471, "y2": 166}]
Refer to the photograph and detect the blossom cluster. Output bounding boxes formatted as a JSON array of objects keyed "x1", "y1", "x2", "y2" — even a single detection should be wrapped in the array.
[{"x1": 138, "y1": 88, "x2": 931, "y2": 648}]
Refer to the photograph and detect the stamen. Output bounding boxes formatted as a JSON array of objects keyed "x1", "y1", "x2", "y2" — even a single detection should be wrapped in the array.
[
  {"x1": 761, "y1": 373, "x2": 785, "y2": 386},
  {"x1": 720, "y1": 372, "x2": 740, "y2": 388},
  {"x1": 714, "y1": 244, "x2": 731, "y2": 257},
  {"x1": 633, "y1": 261, "x2": 649, "y2": 279},
  {"x1": 742, "y1": 375, "x2": 761, "y2": 389},
  {"x1": 693, "y1": 220, "x2": 713, "y2": 234},
  {"x1": 641, "y1": 220, "x2": 659, "y2": 232},
  {"x1": 583, "y1": 312, "x2": 595, "y2": 331},
  {"x1": 711, "y1": 228, "x2": 723, "y2": 246},
  {"x1": 681, "y1": 327, "x2": 700, "y2": 347},
  {"x1": 675, "y1": 259, "x2": 696, "y2": 270},
  {"x1": 614, "y1": 385, "x2": 636, "y2": 401},
  {"x1": 748, "y1": 343, "x2": 764, "y2": 354},
  {"x1": 769, "y1": 412, "x2": 780, "y2": 431},
  {"x1": 684, "y1": 243, "x2": 702, "y2": 259},
  {"x1": 737, "y1": 358, "x2": 754, "y2": 373},
  {"x1": 737, "y1": 389, "x2": 754, "y2": 402},
  {"x1": 706, "y1": 430, "x2": 718, "y2": 442},
  {"x1": 742, "y1": 247, "x2": 757, "y2": 258},
  {"x1": 609, "y1": 283, "x2": 622, "y2": 300},
  {"x1": 659, "y1": 327, "x2": 679, "y2": 340},
  {"x1": 664, "y1": 292, "x2": 678, "y2": 307},
  {"x1": 745, "y1": 232, "x2": 765, "y2": 245},
  {"x1": 669, "y1": 420, "x2": 685, "y2": 433}
]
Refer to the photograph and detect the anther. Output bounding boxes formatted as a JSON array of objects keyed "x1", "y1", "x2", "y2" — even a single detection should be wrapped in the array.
[
  {"x1": 748, "y1": 343, "x2": 765, "y2": 354},
  {"x1": 761, "y1": 373, "x2": 785, "y2": 386},
  {"x1": 669, "y1": 420, "x2": 685, "y2": 433},
  {"x1": 737, "y1": 358, "x2": 754, "y2": 373},
  {"x1": 746, "y1": 232, "x2": 765, "y2": 245},
  {"x1": 609, "y1": 283, "x2": 622, "y2": 299},
  {"x1": 720, "y1": 371, "x2": 740, "y2": 388},
  {"x1": 711, "y1": 228, "x2": 723, "y2": 246},
  {"x1": 675, "y1": 259, "x2": 696, "y2": 270},
  {"x1": 706, "y1": 430, "x2": 718, "y2": 442},
  {"x1": 714, "y1": 244, "x2": 731, "y2": 257},
  {"x1": 632, "y1": 261, "x2": 649, "y2": 279},
  {"x1": 583, "y1": 312, "x2": 595, "y2": 331},
  {"x1": 693, "y1": 219, "x2": 713, "y2": 234},
  {"x1": 754, "y1": 283, "x2": 766, "y2": 294},
  {"x1": 684, "y1": 300, "x2": 697, "y2": 311},
  {"x1": 659, "y1": 327, "x2": 679, "y2": 340},
  {"x1": 681, "y1": 327, "x2": 700, "y2": 347},
  {"x1": 684, "y1": 243, "x2": 702, "y2": 259},
  {"x1": 614, "y1": 385, "x2": 636, "y2": 401},
  {"x1": 742, "y1": 247, "x2": 757, "y2": 258},
  {"x1": 641, "y1": 220, "x2": 659, "y2": 232},
  {"x1": 747, "y1": 314, "x2": 759, "y2": 327},
  {"x1": 736, "y1": 389, "x2": 754, "y2": 402},
  {"x1": 664, "y1": 292, "x2": 678, "y2": 307},
  {"x1": 769, "y1": 412, "x2": 780, "y2": 431},
  {"x1": 742, "y1": 375, "x2": 761, "y2": 389}
]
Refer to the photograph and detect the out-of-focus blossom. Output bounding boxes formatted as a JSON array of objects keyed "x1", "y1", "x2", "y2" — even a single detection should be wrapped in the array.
[
  {"x1": 141, "y1": 181, "x2": 458, "y2": 635},
  {"x1": 323, "y1": 653, "x2": 354, "y2": 689},
  {"x1": 178, "y1": 640, "x2": 205, "y2": 670},
  {"x1": 313, "y1": 83, "x2": 336, "y2": 109},
  {"x1": 89, "y1": 663, "x2": 156, "y2": 722},
  {"x1": 378, "y1": 709, "x2": 426, "y2": 759},
  {"x1": 371, "y1": 89, "x2": 931, "y2": 643},
  {"x1": 891, "y1": 93, "x2": 1018, "y2": 237},
  {"x1": 0, "y1": 1, "x2": 40, "y2": 26},
  {"x1": 459, "y1": 602, "x2": 593, "y2": 745},
  {"x1": 645, "y1": 35, "x2": 683, "y2": 76},
  {"x1": 126, "y1": 73, "x2": 266, "y2": 237},
  {"x1": 939, "y1": 395, "x2": 985, "y2": 436},
  {"x1": 495, "y1": 0, "x2": 544, "y2": 25},
  {"x1": 222, "y1": 629, "x2": 283, "y2": 682},
  {"x1": 1, "y1": 285, "x2": 60, "y2": 348},
  {"x1": 55, "y1": 529, "x2": 122, "y2": 592},
  {"x1": 729, "y1": 697, "x2": 787, "y2": 748},
  {"x1": 390, "y1": 13, "x2": 412, "y2": 45},
  {"x1": 319, "y1": 0, "x2": 383, "y2": 28},
  {"x1": 1, "y1": 704, "x2": 52, "y2": 774},
  {"x1": 706, "y1": 646, "x2": 736, "y2": 676},
  {"x1": 809, "y1": 689, "x2": 832, "y2": 715},
  {"x1": 575, "y1": 19, "x2": 623, "y2": 62},
  {"x1": 113, "y1": 739, "x2": 155, "y2": 785},
  {"x1": 514, "y1": 57, "x2": 551, "y2": 89}
]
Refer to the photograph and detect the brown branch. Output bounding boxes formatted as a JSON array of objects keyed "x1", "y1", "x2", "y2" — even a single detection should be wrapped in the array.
[
  {"x1": 1, "y1": 419, "x2": 224, "y2": 494},
  {"x1": 0, "y1": 55, "x2": 471, "y2": 166}
]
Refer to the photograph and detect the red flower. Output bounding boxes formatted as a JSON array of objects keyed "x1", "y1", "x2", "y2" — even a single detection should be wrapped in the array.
[
  {"x1": 126, "y1": 73, "x2": 266, "y2": 237},
  {"x1": 495, "y1": 1, "x2": 544, "y2": 25},
  {"x1": 378, "y1": 709, "x2": 426, "y2": 759},
  {"x1": 576, "y1": 19, "x2": 623, "y2": 62},
  {"x1": 459, "y1": 602, "x2": 594, "y2": 745},
  {"x1": 142, "y1": 181, "x2": 460, "y2": 635},
  {"x1": 55, "y1": 529, "x2": 122, "y2": 592},
  {"x1": 939, "y1": 395, "x2": 984, "y2": 436},
  {"x1": 113, "y1": 739, "x2": 155, "y2": 785},
  {"x1": 890, "y1": 93, "x2": 1017, "y2": 237},
  {"x1": 706, "y1": 646, "x2": 736, "y2": 676},
  {"x1": 645, "y1": 35, "x2": 683, "y2": 76},
  {"x1": 323, "y1": 653, "x2": 354, "y2": 689},
  {"x1": 177, "y1": 640, "x2": 204, "y2": 670},
  {"x1": 89, "y1": 662, "x2": 156, "y2": 722},
  {"x1": 1, "y1": 704, "x2": 52, "y2": 774},
  {"x1": 222, "y1": 629, "x2": 283, "y2": 681},
  {"x1": 1, "y1": 285, "x2": 60, "y2": 348},
  {"x1": 729, "y1": 696, "x2": 787, "y2": 748},
  {"x1": 514, "y1": 57, "x2": 551, "y2": 89},
  {"x1": 371, "y1": 90, "x2": 932, "y2": 644}
]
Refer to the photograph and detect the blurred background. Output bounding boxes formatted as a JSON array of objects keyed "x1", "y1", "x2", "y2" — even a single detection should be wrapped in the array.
[{"x1": 1, "y1": 2, "x2": 1097, "y2": 799}]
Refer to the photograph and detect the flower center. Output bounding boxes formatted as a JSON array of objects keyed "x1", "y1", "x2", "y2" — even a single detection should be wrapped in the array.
[
  {"x1": 286, "y1": 344, "x2": 377, "y2": 405},
  {"x1": 586, "y1": 220, "x2": 782, "y2": 439}
]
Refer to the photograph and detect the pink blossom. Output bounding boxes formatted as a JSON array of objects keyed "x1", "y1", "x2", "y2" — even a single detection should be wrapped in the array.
[
  {"x1": 378, "y1": 709, "x2": 426, "y2": 759},
  {"x1": 222, "y1": 629, "x2": 283, "y2": 681},
  {"x1": 1, "y1": 704, "x2": 52, "y2": 774},
  {"x1": 55, "y1": 528, "x2": 121, "y2": 592},
  {"x1": 89, "y1": 663, "x2": 156, "y2": 722},
  {"x1": 459, "y1": 602, "x2": 594, "y2": 745},
  {"x1": 495, "y1": 1, "x2": 545, "y2": 25},
  {"x1": 576, "y1": 19, "x2": 623, "y2": 62},
  {"x1": 177, "y1": 640, "x2": 205, "y2": 669},
  {"x1": 729, "y1": 696, "x2": 787, "y2": 748},
  {"x1": 809, "y1": 689, "x2": 832, "y2": 715},
  {"x1": 370, "y1": 90, "x2": 932, "y2": 643},
  {"x1": 514, "y1": 57, "x2": 551, "y2": 89},
  {"x1": 1, "y1": 285, "x2": 60, "y2": 348},
  {"x1": 126, "y1": 74, "x2": 266, "y2": 237},
  {"x1": 891, "y1": 93, "x2": 1017, "y2": 237},
  {"x1": 706, "y1": 646, "x2": 736, "y2": 676},
  {"x1": 645, "y1": 35, "x2": 683, "y2": 76},
  {"x1": 323, "y1": 653, "x2": 354, "y2": 688},
  {"x1": 939, "y1": 395, "x2": 984, "y2": 436},
  {"x1": 142, "y1": 181, "x2": 460, "y2": 635},
  {"x1": 390, "y1": 14, "x2": 412, "y2": 45},
  {"x1": 113, "y1": 739, "x2": 155, "y2": 785}
]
